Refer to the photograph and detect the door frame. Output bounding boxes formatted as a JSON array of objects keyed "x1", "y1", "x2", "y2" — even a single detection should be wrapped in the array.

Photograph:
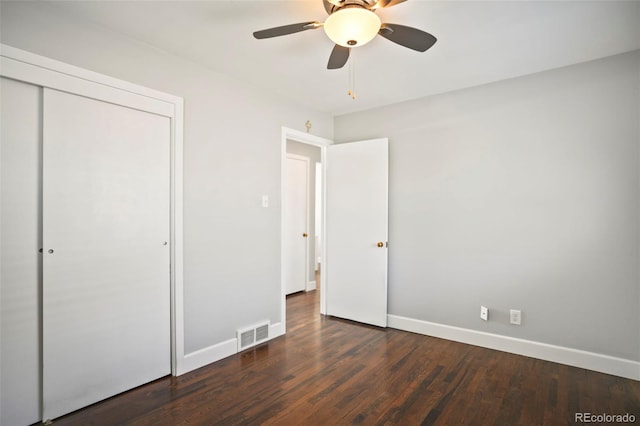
[
  {"x1": 285, "y1": 153, "x2": 310, "y2": 295},
  {"x1": 0, "y1": 44, "x2": 186, "y2": 375},
  {"x1": 281, "y1": 127, "x2": 331, "y2": 329}
]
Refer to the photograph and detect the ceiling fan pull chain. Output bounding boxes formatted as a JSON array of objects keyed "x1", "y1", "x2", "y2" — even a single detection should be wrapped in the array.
[{"x1": 347, "y1": 51, "x2": 356, "y2": 100}]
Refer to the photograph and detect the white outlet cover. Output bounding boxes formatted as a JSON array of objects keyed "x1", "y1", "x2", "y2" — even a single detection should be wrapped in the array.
[
  {"x1": 510, "y1": 309, "x2": 522, "y2": 325},
  {"x1": 480, "y1": 306, "x2": 489, "y2": 321}
]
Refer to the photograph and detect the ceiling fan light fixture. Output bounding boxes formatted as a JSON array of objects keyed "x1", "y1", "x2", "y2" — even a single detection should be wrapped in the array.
[{"x1": 323, "y1": 7, "x2": 381, "y2": 48}]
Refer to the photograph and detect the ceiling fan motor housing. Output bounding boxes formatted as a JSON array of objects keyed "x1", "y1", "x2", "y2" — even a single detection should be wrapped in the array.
[{"x1": 325, "y1": 0, "x2": 379, "y2": 15}]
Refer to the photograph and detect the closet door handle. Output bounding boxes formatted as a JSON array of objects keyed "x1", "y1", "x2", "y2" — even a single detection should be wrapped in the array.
[{"x1": 48, "y1": 249, "x2": 54, "y2": 254}]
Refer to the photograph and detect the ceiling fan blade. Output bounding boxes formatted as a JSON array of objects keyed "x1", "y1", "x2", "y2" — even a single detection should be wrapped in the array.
[
  {"x1": 327, "y1": 45, "x2": 350, "y2": 69},
  {"x1": 374, "y1": 0, "x2": 407, "y2": 9},
  {"x1": 378, "y1": 24, "x2": 437, "y2": 52},
  {"x1": 253, "y1": 21, "x2": 321, "y2": 39}
]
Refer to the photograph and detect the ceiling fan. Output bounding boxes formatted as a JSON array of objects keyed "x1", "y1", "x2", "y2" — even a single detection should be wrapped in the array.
[{"x1": 253, "y1": 0, "x2": 437, "y2": 70}]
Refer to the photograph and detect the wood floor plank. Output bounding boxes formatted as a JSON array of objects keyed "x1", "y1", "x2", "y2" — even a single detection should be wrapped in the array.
[{"x1": 45, "y1": 288, "x2": 640, "y2": 425}]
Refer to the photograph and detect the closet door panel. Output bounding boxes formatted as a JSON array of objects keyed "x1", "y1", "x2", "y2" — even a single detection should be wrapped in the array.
[
  {"x1": 42, "y1": 88, "x2": 171, "y2": 421},
  {"x1": 0, "y1": 77, "x2": 42, "y2": 426}
]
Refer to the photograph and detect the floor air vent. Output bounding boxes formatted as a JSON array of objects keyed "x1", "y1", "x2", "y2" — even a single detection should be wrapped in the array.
[{"x1": 237, "y1": 321, "x2": 270, "y2": 351}]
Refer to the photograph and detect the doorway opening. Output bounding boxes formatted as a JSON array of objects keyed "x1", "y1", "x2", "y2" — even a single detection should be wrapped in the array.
[
  {"x1": 280, "y1": 127, "x2": 331, "y2": 332},
  {"x1": 285, "y1": 147, "x2": 318, "y2": 295}
]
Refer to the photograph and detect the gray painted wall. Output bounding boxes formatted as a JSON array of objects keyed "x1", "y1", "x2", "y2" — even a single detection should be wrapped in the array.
[
  {"x1": 335, "y1": 51, "x2": 640, "y2": 361},
  {"x1": 287, "y1": 140, "x2": 322, "y2": 284},
  {"x1": 0, "y1": 1, "x2": 333, "y2": 354}
]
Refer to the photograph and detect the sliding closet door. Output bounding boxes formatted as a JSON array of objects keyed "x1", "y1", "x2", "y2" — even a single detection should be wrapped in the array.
[
  {"x1": 0, "y1": 77, "x2": 42, "y2": 426},
  {"x1": 42, "y1": 88, "x2": 171, "y2": 420}
]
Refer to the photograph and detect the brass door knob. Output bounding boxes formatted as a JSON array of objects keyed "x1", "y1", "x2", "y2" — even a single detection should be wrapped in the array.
[
  {"x1": 303, "y1": 233, "x2": 308, "y2": 238},
  {"x1": 377, "y1": 242, "x2": 384, "y2": 248}
]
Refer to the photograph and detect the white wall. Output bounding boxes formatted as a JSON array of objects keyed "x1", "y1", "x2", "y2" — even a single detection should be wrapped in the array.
[
  {"x1": 335, "y1": 51, "x2": 640, "y2": 365},
  {"x1": 0, "y1": 1, "x2": 332, "y2": 357}
]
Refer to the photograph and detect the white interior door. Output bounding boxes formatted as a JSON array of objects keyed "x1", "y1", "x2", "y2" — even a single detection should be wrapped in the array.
[
  {"x1": 42, "y1": 88, "x2": 171, "y2": 420},
  {"x1": 0, "y1": 77, "x2": 43, "y2": 426},
  {"x1": 326, "y1": 138, "x2": 388, "y2": 327},
  {"x1": 285, "y1": 155, "x2": 309, "y2": 294}
]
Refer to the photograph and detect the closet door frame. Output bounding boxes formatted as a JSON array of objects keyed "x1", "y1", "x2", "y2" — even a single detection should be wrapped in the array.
[{"x1": 0, "y1": 44, "x2": 186, "y2": 375}]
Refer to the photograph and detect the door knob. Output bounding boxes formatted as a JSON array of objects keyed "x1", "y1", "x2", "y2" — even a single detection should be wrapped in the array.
[
  {"x1": 303, "y1": 233, "x2": 308, "y2": 238},
  {"x1": 377, "y1": 242, "x2": 384, "y2": 248},
  {"x1": 48, "y1": 249, "x2": 55, "y2": 254}
]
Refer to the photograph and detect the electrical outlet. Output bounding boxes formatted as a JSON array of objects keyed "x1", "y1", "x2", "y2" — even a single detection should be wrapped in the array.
[
  {"x1": 480, "y1": 306, "x2": 489, "y2": 321},
  {"x1": 510, "y1": 309, "x2": 521, "y2": 325}
]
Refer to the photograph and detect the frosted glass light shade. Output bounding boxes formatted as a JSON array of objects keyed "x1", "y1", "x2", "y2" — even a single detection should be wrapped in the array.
[{"x1": 323, "y1": 8, "x2": 381, "y2": 47}]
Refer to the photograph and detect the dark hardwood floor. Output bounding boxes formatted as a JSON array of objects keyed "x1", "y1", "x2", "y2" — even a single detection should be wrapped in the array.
[{"x1": 48, "y1": 287, "x2": 640, "y2": 425}]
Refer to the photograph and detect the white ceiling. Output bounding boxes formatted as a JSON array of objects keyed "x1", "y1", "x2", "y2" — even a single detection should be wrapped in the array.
[{"x1": 47, "y1": 0, "x2": 640, "y2": 116}]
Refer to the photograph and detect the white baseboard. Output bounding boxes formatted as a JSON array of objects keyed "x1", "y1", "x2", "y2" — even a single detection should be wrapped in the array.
[
  {"x1": 388, "y1": 314, "x2": 640, "y2": 381},
  {"x1": 270, "y1": 321, "x2": 285, "y2": 339},
  {"x1": 179, "y1": 338, "x2": 237, "y2": 375},
  {"x1": 178, "y1": 322, "x2": 286, "y2": 375},
  {"x1": 306, "y1": 280, "x2": 316, "y2": 291}
]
